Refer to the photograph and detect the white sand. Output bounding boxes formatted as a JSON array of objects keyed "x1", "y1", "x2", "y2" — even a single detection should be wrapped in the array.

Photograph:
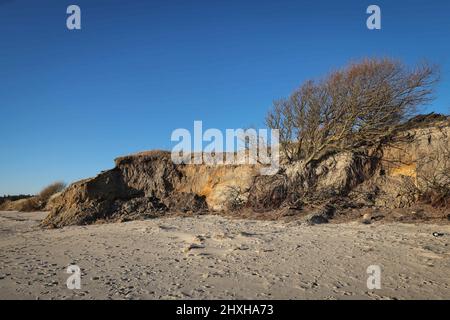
[{"x1": 0, "y1": 210, "x2": 449, "y2": 300}]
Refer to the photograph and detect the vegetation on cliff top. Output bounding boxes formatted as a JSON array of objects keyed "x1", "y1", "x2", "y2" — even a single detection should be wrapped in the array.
[{"x1": 266, "y1": 58, "x2": 439, "y2": 164}]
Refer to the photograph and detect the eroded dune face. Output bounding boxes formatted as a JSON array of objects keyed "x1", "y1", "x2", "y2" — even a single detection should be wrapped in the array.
[
  {"x1": 175, "y1": 164, "x2": 259, "y2": 211},
  {"x1": 42, "y1": 116, "x2": 450, "y2": 228},
  {"x1": 42, "y1": 151, "x2": 260, "y2": 227},
  {"x1": 352, "y1": 118, "x2": 450, "y2": 208}
]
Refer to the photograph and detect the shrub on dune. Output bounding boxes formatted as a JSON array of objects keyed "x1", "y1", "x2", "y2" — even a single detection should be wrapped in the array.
[{"x1": 38, "y1": 181, "x2": 66, "y2": 204}]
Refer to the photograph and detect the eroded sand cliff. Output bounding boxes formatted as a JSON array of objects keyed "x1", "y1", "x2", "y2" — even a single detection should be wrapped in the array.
[{"x1": 41, "y1": 115, "x2": 449, "y2": 227}]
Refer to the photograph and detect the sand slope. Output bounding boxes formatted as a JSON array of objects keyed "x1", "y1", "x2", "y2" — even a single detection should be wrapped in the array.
[{"x1": 0, "y1": 211, "x2": 449, "y2": 300}]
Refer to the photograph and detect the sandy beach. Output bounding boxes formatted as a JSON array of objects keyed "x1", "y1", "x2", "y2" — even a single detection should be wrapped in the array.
[{"x1": 0, "y1": 210, "x2": 449, "y2": 300}]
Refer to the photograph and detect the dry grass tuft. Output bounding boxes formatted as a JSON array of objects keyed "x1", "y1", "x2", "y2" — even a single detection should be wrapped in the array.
[
  {"x1": 38, "y1": 181, "x2": 66, "y2": 203},
  {"x1": 10, "y1": 182, "x2": 67, "y2": 212}
]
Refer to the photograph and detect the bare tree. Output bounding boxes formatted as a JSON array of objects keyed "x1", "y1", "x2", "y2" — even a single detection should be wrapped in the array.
[{"x1": 266, "y1": 58, "x2": 439, "y2": 166}]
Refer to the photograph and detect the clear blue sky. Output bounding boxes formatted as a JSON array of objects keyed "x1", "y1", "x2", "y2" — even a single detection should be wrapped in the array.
[{"x1": 1, "y1": 0, "x2": 449, "y2": 195}]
